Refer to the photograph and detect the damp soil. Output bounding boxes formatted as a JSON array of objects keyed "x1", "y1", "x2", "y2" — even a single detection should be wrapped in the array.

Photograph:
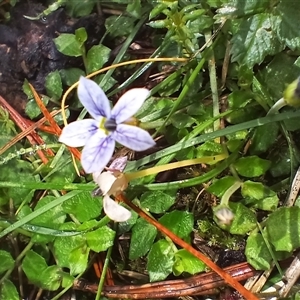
[{"x1": 0, "y1": 0, "x2": 104, "y2": 114}]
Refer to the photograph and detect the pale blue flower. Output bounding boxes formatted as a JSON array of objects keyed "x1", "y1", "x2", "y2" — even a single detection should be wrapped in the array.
[{"x1": 59, "y1": 77, "x2": 155, "y2": 173}]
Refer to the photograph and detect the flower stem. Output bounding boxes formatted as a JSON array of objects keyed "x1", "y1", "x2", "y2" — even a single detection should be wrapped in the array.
[
  {"x1": 267, "y1": 97, "x2": 286, "y2": 115},
  {"x1": 220, "y1": 180, "x2": 242, "y2": 207},
  {"x1": 125, "y1": 153, "x2": 227, "y2": 181},
  {"x1": 205, "y1": 30, "x2": 220, "y2": 134},
  {"x1": 213, "y1": 181, "x2": 242, "y2": 224},
  {"x1": 95, "y1": 242, "x2": 113, "y2": 300}
]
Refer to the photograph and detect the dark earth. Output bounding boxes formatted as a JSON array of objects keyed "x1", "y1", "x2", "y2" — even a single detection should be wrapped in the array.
[{"x1": 0, "y1": 0, "x2": 104, "y2": 114}]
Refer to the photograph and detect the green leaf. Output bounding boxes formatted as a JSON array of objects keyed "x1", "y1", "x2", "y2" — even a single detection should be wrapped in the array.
[
  {"x1": 86, "y1": 226, "x2": 115, "y2": 252},
  {"x1": 226, "y1": 90, "x2": 261, "y2": 124},
  {"x1": 173, "y1": 249, "x2": 206, "y2": 276},
  {"x1": 164, "y1": 125, "x2": 184, "y2": 145},
  {"x1": 182, "y1": 8, "x2": 207, "y2": 23},
  {"x1": 69, "y1": 245, "x2": 90, "y2": 275},
  {"x1": 86, "y1": 45, "x2": 111, "y2": 74},
  {"x1": 94, "y1": 74, "x2": 117, "y2": 92},
  {"x1": 118, "y1": 210, "x2": 139, "y2": 234},
  {"x1": 158, "y1": 76, "x2": 182, "y2": 96},
  {"x1": 171, "y1": 113, "x2": 196, "y2": 129},
  {"x1": 241, "y1": 181, "x2": 279, "y2": 211},
  {"x1": 0, "y1": 250, "x2": 14, "y2": 274},
  {"x1": 175, "y1": 146, "x2": 195, "y2": 161},
  {"x1": 147, "y1": 239, "x2": 175, "y2": 282},
  {"x1": 44, "y1": 157, "x2": 77, "y2": 184},
  {"x1": 22, "y1": 79, "x2": 33, "y2": 98},
  {"x1": 149, "y1": 2, "x2": 168, "y2": 19},
  {"x1": 237, "y1": 65, "x2": 254, "y2": 89},
  {"x1": 54, "y1": 33, "x2": 83, "y2": 57},
  {"x1": 53, "y1": 224, "x2": 87, "y2": 269},
  {"x1": 217, "y1": 0, "x2": 270, "y2": 18},
  {"x1": 40, "y1": 265, "x2": 61, "y2": 291},
  {"x1": 26, "y1": 196, "x2": 66, "y2": 243},
  {"x1": 231, "y1": 13, "x2": 283, "y2": 67},
  {"x1": 45, "y1": 71, "x2": 63, "y2": 100},
  {"x1": 228, "y1": 90, "x2": 253, "y2": 109},
  {"x1": 233, "y1": 156, "x2": 271, "y2": 177},
  {"x1": 105, "y1": 15, "x2": 135, "y2": 38},
  {"x1": 245, "y1": 232, "x2": 272, "y2": 270},
  {"x1": 22, "y1": 250, "x2": 48, "y2": 286},
  {"x1": 226, "y1": 139, "x2": 244, "y2": 153},
  {"x1": 266, "y1": 207, "x2": 300, "y2": 252},
  {"x1": 282, "y1": 108, "x2": 300, "y2": 131},
  {"x1": 0, "y1": 110, "x2": 17, "y2": 135},
  {"x1": 206, "y1": 0, "x2": 224, "y2": 8},
  {"x1": 60, "y1": 68, "x2": 85, "y2": 86},
  {"x1": 78, "y1": 219, "x2": 98, "y2": 231},
  {"x1": 25, "y1": 97, "x2": 49, "y2": 119},
  {"x1": 139, "y1": 98, "x2": 173, "y2": 119},
  {"x1": 65, "y1": 1, "x2": 95, "y2": 17},
  {"x1": 0, "y1": 280, "x2": 19, "y2": 300},
  {"x1": 257, "y1": 53, "x2": 300, "y2": 103},
  {"x1": 207, "y1": 176, "x2": 237, "y2": 197},
  {"x1": 159, "y1": 211, "x2": 194, "y2": 240},
  {"x1": 129, "y1": 218, "x2": 157, "y2": 259},
  {"x1": 126, "y1": 0, "x2": 141, "y2": 18},
  {"x1": 195, "y1": 141, "x2": 224, "y2": 157},
  {"x1": 274, "y1": 2, "x2": 300, "y2": 51},
  {"x1": 0, "y1": 160, "x2": 38, "y2": 205},
  {"x1": 249, "y1": 123, "x2": 279, "y2": 155},
  {"x1": 62, "y1": 191, "x2": 102, "y2": 222},
  {"x1": 176, "y1": 128, "x2": 189, "y2": 142},
  {"x1": 61, "y1": 272, "x2": 75, "y2": 288},
  {"x1": 147, "y1": 19, "x2": 168, "y2": 29},
  {"x1": 226, "y1": 94, "x2": 260, "y2": 124},
  {"x1": 53, "y1": 109, "x2": 70, "y2": 126},
  {"x1": 75, "y1": 27, "x2": 87, "y2": 46},
  {"x1": 31, "y1": 195, "x2": 66, "y2": 228},
  {"x1": 269, "y1": 146, "x2": 291, "y2": 177},
  {"x1": 220, "y1": 202, "x2": 257, "y2": 235},
  {"x1": 140, "y1": 191, "x2": 175, "y2": 214},
  {"x1": 186, "y1": 102, "x2": 206, "y2": 116}
]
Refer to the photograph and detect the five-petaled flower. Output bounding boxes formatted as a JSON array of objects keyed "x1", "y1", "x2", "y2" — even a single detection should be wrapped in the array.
[{"x1": 59, "y1": 76, "x2": 155, "y2": 173}]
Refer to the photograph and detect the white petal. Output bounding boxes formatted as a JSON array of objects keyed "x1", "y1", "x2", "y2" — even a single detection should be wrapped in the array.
[
  {"x1": 215, "y1": 207, "x2": 235, "y2": 225},
  {"x1": 81, "y1": 133, "x2": 115, "y2": 174},
  {"x1": 113, "y1": 124, "x2": 155, "y2": 151},
  {"x1": 95, "y1": 171, "x2": 128, "y2": 196},
  {"x1": 59, "y1": 119, "x2": 101, "y2": 147},
  {"x1": 78, "y1": 76, "x2": 111, "y2": 120},
  {"x1": 92, "y1": 171, "x2": 102, "y2": 183},
  {"x1": 103, "y1": 195, "x2": 131, "y2": 222},
  {"x1": 95, "y1": 172, "x2": 116, "y2": 195},
  {"x1": 111, "y1": 88, "x2": 150, "y2": 124}
]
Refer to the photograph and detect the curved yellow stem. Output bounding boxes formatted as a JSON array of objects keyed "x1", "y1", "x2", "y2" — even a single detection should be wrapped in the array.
[
  {"x1": 61, "y1": 57, "x2": 188, "y2": 126},
  {"x1": 125, "y1": 153, "x2": 228, "y2": 181}
]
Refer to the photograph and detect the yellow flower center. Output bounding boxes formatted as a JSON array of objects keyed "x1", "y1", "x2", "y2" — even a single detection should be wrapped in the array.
[{"x1": 99, "y1": 118, "x2": 109, "y2": 135}]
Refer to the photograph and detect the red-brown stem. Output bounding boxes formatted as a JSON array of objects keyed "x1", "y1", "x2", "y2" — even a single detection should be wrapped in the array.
[{"x1": 119, "y1": 194, "x2": 258, "y2": 300}]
